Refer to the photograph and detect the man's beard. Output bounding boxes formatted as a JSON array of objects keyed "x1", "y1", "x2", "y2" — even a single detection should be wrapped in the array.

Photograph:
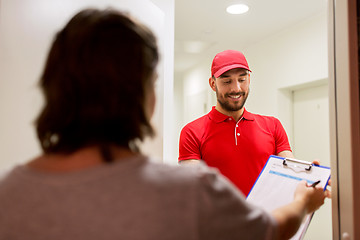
[{"x1": 216, "y1": 88, "x2": 249, "y2": 112}]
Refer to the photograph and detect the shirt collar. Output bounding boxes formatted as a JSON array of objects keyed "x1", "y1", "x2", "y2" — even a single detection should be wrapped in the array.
[
  {"x1": 242, "y1": 108, "x2": 255, "y2": 121},
  {"x1": 209, "y1": 106, "x2": 255, "y2": 123}
]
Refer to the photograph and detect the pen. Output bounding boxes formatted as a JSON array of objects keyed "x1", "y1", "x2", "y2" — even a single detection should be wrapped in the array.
[{"x1": 310, "y1": 180, "x2": 321, "y2": 188}]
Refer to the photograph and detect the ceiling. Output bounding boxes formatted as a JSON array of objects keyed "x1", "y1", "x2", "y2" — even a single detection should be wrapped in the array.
[{"x1": 174, "y1": 0, "x2": 328, "y2": 74}]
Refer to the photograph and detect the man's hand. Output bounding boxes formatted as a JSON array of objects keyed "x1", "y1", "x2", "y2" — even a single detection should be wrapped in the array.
[{"x1": 311, "y1": 159, "x2": 331, "y2": 198}]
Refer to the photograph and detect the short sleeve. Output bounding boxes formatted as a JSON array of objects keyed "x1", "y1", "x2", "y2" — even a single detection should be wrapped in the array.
[
  {"x1": 178, "y1": 125, "x2": 202, "y2": 161},
  {"x1": 196, "y1": 167, "x2": 278, "y2": 240},
  {"x1": 273, "y1": 118, "x2": 292, "y2": 154}
]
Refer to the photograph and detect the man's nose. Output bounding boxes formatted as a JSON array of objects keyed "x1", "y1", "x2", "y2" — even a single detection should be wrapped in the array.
[{"x1": 231, "y1": 81, "x2": 242, "y2": 92}]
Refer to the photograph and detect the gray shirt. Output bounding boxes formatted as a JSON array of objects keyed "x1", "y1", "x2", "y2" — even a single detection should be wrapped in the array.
[{"x1": 0, "y1": 156, "x2": 277, "y2": 240}]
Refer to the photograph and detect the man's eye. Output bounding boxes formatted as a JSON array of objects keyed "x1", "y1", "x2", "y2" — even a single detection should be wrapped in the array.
[{"x1": 223, "y1": 81, "x2": 231, "y2": 84}]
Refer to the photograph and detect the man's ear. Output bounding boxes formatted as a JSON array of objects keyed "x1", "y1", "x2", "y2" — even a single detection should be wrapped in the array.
[{"x1": 209, "y1": 77, "x2": 216, "y2": 92}]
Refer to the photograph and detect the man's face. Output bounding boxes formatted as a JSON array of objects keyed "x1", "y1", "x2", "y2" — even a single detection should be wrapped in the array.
[{"x1": 211, "y1": 68, "x2": 250, "y2": 112}]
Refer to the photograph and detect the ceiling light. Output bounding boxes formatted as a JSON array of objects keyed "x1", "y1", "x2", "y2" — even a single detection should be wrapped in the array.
[{"x1": 226, "y1": 4, "x2": 249, "y2": 15}]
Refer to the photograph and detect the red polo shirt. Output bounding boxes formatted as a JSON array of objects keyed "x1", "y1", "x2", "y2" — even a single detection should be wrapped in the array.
[{"x1": 179, "y1": 107, "x2": 291, "y2": 196}]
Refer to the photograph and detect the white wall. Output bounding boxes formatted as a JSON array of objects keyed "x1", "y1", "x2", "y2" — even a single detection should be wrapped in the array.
[
  {"x1": 138, "y1": 0, "x2": 176, "y2": 164},
  {"x1": 245, "y1": 12, "x2": 328, "y2": 143},
  {"x1": 0, "y1": 0, "x2": 175, "y2": 169}
]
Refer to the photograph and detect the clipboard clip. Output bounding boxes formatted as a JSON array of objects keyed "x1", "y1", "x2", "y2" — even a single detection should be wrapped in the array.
[{"x1": 283, "y1": 158, "x2": 312, "y2": 172}]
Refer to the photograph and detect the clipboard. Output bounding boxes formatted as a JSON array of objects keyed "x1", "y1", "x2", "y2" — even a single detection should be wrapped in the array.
[{"x1": 246, "y1": 155, "x2": 331, "y2": 240}]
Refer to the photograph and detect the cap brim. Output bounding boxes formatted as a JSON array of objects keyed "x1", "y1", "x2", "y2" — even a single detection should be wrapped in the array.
[{"x1": 213, "y1": 64, "x2": 251, "y2": 78}]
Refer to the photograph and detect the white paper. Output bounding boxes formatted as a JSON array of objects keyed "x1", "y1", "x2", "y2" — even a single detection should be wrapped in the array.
[{"x1": 246, "y1": 155, "x2": 331, "y2": 240}]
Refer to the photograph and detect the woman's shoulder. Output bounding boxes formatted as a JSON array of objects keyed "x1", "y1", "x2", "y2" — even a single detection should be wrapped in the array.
[{"x1": 140, "y1": 158, "x2": 237, "y2": 192}]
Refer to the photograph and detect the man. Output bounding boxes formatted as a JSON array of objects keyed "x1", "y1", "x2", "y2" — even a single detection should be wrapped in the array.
[{"x1": 179, "y1": 50, "x2": 294, "y2": 196}]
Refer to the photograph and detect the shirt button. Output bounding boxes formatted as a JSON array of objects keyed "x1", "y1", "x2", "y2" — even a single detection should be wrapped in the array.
[
  {"x1": 237, "y1": 133, "x2": 240, "y2": 136},
  {"x1": 236, "y1": 124, "x2": 238, "y2": 127},
  {"x1": 228, "y1": 118, "x2": 232, "y2": 121}
]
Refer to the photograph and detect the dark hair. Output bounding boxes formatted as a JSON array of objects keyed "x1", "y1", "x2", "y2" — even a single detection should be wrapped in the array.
[{"x1": 35, "y1": 8, "x2": 159, "y2": 161}]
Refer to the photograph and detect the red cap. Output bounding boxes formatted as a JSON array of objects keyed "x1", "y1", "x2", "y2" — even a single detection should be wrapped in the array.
[{"x1": 211, "y1": 50, "x2": 251, "y2": 78}]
